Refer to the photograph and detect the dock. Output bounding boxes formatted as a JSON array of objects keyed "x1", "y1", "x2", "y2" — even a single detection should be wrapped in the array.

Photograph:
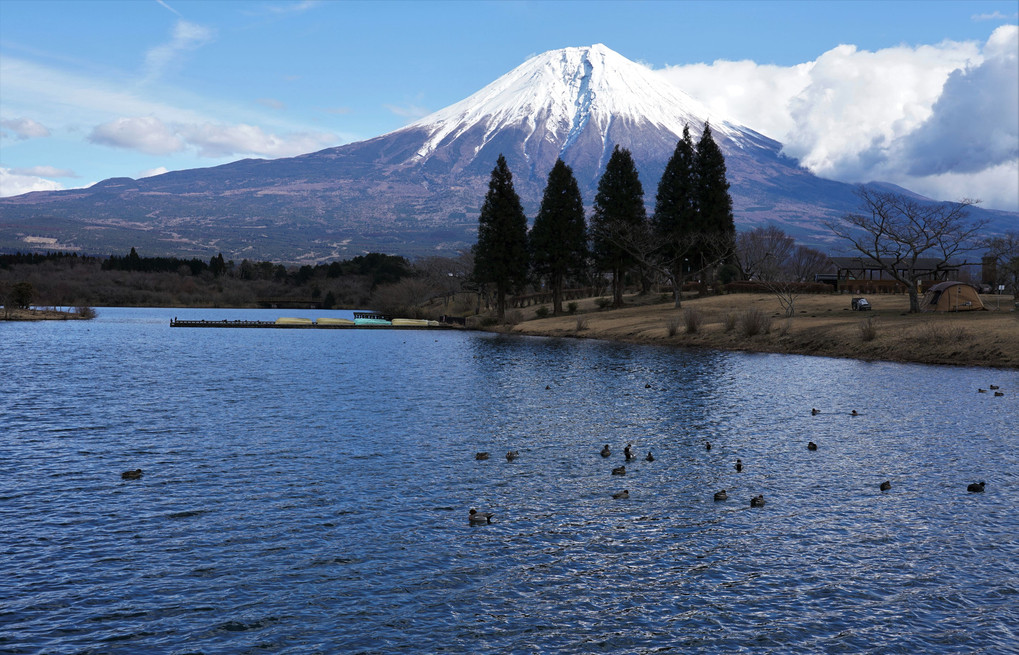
[{"x1": 169, "y1": 314, "x2": 461, "y2": 330}]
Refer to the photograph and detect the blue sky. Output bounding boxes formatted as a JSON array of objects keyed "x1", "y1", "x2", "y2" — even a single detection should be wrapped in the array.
[{"x1": 1, "y1": 0, "x2": 1017, "y2": 209}]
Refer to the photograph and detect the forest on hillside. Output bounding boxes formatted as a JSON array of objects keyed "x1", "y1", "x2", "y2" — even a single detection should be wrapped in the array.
[{"x1": 0, "y1": 250, "x2": 476, "y2": 318}]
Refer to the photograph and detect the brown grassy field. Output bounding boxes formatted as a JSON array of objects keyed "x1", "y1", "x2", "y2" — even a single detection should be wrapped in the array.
[
  {"x1": 2, "y1": 308, "x2": 91, "y2": 321},
  {"x1": 502, "y1": 292, "x2": 1019, "y2": 368}
]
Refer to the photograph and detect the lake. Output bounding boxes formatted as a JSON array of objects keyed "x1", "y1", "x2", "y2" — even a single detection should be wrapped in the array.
[{"x1": 1, "y1": 307, "x2": 1017, "y2": 654}]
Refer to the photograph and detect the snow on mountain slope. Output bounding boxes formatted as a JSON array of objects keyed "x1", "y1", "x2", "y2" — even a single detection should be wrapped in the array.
[{"x1": 402, "y1": 44, "x2": 748, "y2": 167}]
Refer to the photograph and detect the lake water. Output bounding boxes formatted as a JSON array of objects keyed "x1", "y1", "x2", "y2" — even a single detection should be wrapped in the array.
[{"x1": 2, "y1": 307, "x2": 1017, "y2": 654}]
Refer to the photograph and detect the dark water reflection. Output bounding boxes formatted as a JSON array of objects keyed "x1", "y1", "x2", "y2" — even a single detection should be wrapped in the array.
[{"x1": 1, "y1": 308, "x2": 1017, "y2": 654}]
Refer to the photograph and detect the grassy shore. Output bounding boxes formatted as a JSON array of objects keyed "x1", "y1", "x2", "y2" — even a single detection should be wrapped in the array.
[
  {"x1": 501, "y1": 292, "x2": 1019, "y2": 369},
  {"x1": 2, "y1": 308, "x2": 93, "y2": 321}
]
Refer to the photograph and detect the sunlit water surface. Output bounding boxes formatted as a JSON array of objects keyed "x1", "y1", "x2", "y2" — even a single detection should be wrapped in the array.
[{"x1": 2, "y1": 307, "x2": 1017, "y2": 654}]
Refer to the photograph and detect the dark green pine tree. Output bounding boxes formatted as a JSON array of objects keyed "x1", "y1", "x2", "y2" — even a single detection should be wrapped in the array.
[
  {"x1": 530, "y1": 159, "x2": 588, "y2": 315},
  {"x1": 591, "y1": 146, "x2": 646, "y2": 308},
  {"x1": 473, "y1": 154, "x2": 529, "y2": 320},
  {"x1": 652, "y1": 125, "x2": 699, "y2": 307},
  {"x1": 695, "y1": 122, "x2": 736, "y2": 272}
]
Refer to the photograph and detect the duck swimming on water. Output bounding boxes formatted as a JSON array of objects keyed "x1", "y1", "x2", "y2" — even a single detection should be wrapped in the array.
[
  {"x1": 750, "y1": 494, "x2": 765, "y2": 507},
  {"x1": 714, "y1": 490, "x2": 728, "y2": 501},
  {"x1": 469, "y1": 509, "x2": 494, "y2": 524},
  {"x1": 601, "y1": 445, "x2": 611, "y2": 458},
  {"x1": 121, "y1": 469, "x2": 143, "y2": 480},
  {"x1": 967, "y1": 481, "x2": 985, "y2": 493},
  {"x1": 612, "y1": 465, "x2": 626, "y2": 475},
  {"x1": 612, "y1": 489, "x2": 629, "y2": 499},
  {"x1": 734, "y1": 459, "x2": 743, "y2": 472},
  {"x1": 807, "y1": 441, "x2": 818, "y2": 451},
  {"x1": 624, "y1": 443, "x2": 634, "y2": 461},
  {"x1": 646, "y1": 451, "x2": 655, "y2": 462}
]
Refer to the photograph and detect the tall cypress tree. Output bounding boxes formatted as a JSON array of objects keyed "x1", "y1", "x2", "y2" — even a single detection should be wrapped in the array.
[
  {"x1": 473, "y1": 154, "x2": 529, "y2": 320},
  {"x1": 695, "y1": 122, "x2": 735, "y2": 272},
  {"x1": 591, "y1": 145, "x2": 646, "y2": 308},
  {"x1": 530, "y1": 159, "x2": 588, "y2": 315},
  {"x1": 652, "y1": 125, "x2": 698, "y2": 307}
]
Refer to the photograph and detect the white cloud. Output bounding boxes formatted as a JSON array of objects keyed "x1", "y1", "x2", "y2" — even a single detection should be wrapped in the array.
[
  {"x1": 657, "y1": 26, "x2": 1019, "y2": 210},
  {"x1": 0, "y1": 167, "x2": 64, "y2": 196},
  {"x1": 139, "y1": 166, "x2": 170, "y2": 178},
  {"x1": 89, "y1": 116, "x2": 185, "y2": 155},
  {"x1": 86, "y1": 115, "x2": 336, "y2": 158},
  {"x1": 144, "y1": 20, "x2": 215, "y2": 81},
  {"x1": 9, "y1": 165, "x2": 77, "y2": 178},
  {"x1": 177, "y1": 122, "x2": 336, "y2": 157},
  {"x1": 0, "y1": 117, "x2": 51, "y2": 139},
  {"x1": 384, "y1": 103, "x2": 430, "y2": 120},
  {"x1": 971, "y1": 11, "x2": 1017, "y2": 21}
]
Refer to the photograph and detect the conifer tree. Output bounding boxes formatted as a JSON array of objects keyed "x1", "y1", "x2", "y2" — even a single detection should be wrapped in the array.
[
  {"x1": 530, "y1": 159, "x2": 588, "y2": 315},
  {"x1": 591, "y1": 146, "x2": 646, "y2": 308},
  {"x1": 473, "y1": 154, "x2": 529, "y2": 320},
  {"x1": 694, "y1": 122, "x2": 735, "y2": 270},
  {"x1": 652, "y1": 126, "x2": 699, "y2": 307}
]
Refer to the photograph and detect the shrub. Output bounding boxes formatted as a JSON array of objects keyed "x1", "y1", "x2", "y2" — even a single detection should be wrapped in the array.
[
  {"x1": 576, "y1": 317, "x2": 588, "y2": 332},
  {"x1": 666, "y1": 315, "x2": 681, "y2": 337},
  {"x1": 914, "y1": 320, "x2": 968, "y2": 342},
  {"x1": 683, "y1": 307, "x2": 703, "y2": 334},
  {"x1": 723, "y1": 311, "x2": 737, "y2": 333},
  {"x1": 858, "y1": 317, "x2": 878, "y2": 342},
  {"x1": 739, "y1": 307, "x2": 771, "y2": 337},
  {"x1": 567, "y1": 301, "x2": 578, "y2": 315},
  {"x1": 504, "y1": 310, "x2": 523, "y2": 326},
  {"x1": 535, "y1": 305, "x2": 550, "y2": 318},
  {"x1": 595, "y1": 297, "x2": 612, "y2": 310},
  {"x1": 75, "y1": 306, "x2": 97, "y2": 319}
]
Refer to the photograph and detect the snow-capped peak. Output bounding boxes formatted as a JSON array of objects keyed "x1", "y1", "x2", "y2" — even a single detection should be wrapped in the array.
[{"x1": 402, "y1": 44, "x2": 739, "y2": 163}]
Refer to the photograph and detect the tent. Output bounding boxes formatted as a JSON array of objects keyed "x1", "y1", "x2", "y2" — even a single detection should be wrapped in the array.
[{"x1": 920, "y1": 281, "x2": 985, "y2": 312}]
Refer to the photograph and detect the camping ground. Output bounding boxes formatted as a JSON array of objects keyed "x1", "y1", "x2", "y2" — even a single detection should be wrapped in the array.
[{"x1": 501, "y1": 292, "x2": 1019, "y2": 369}]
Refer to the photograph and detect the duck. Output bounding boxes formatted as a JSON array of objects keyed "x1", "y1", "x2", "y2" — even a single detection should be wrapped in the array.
[
  {"x1": 705, "y1": 441, "x2": 712, "y2": 451},
  {"x1": 850, "y1": 410, "x2": 859, "y2": 416},
  {"x1": 967, "y1": 481, "x2": 985, "y2": 493},
  {"x1": 545, "y1": 384, "x2": 551, "y2": 390},
  {"x1": 120, "y1": 469, "x2": 143, "y2": 480},
  {"x1": 750, "y1": 494, "x2": 765, "y2": 507},
  {"x1": 469, "y1": 508, "x2": 494, "y2": 524},
  {"x1": 475, "y1": 452, "x2": 490, "y2": 461},
  {"x1": 714, "y1": 490, "x2": 728, "y2": 501},
  {"x1": 624, "y1": 443, "x2": 634, "y2": 461},
  {"x1": 807, "y1": 441, "x2": 818, "y2": 451},
  {"x1": 505, "y1": 450, "x2": 519, "y2": 461},
  {"x1": 645, "y1": 383, "x2": 652, "y2": 388},
  {"x1": 645, "y1": 451, "x2": 655, "y2": 462},
  {"x1": 994, "y1": 391, "x2": 1004, "y2": 397},
  {"x1": 612, "y1": 489, "x2": 630, "y2": 499},
  {"x1": 601, "y1": 445, "x2": 611, "y2": 458},
  {"x1": 978, "y1": 388, "x2": 987, "y2": 393},
  {"x1": 811, "y1": 408, "x2": 820, "y2": 415},
  {"x1": 880, "y1": 480, "x2": 891, "y2": 491},
  {"x1": 734, "y1": 459, "x2": 743, "y2": 472},
  {"x1": 989, "y1": 385, "x2": 1000, "y2": 390},
  {"x1": 612, "y1": 465, "x2": 626, "y2": 475}
]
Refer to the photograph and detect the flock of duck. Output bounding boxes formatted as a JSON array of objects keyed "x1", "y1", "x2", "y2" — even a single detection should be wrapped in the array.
[{"x1": 468, "y1": 398, "x2": 997, "y2": 525}]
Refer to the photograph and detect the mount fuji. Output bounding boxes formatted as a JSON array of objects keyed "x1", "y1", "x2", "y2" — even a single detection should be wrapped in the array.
[{"x1": 1, "y1": 44, "x2": 1013, "y2": 262}]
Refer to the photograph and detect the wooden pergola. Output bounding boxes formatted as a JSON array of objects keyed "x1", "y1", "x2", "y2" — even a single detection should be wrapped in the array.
[{"x1": 831, "y1": 257, "x2": 960, "y2": 293}]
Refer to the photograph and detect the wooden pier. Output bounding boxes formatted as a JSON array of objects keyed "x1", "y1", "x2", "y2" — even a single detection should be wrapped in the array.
[{"x1": 169, "y1": 318, "x2": 460, "y2": 330}]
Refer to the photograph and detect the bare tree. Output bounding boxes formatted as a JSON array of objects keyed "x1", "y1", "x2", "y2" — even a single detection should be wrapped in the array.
[
  {"x1": 735, "y1": 226, "x2": 794, "y2": 281},
  {"x1": 598, "y1": 224, "x2": 731, "y2": 308},
  {"x1": 982, "y1": 231, "x2": 1019, "y2": 300},
  {"x1": 757, "y1": 244, "x2": 831, "y2": 317},
  {"x1": 825, "y1": 187, "x2": 984, "y2": 313}
]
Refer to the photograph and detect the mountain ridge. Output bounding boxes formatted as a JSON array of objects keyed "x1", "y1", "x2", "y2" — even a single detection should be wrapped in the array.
[{"x1": 1, "y1": 44, "x2": 1013, "y2": 263}]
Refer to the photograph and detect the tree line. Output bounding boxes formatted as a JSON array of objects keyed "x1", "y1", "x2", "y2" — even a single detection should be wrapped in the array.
[{"x1": 474, "y1": 123, "x2": 744, "y2": 320}]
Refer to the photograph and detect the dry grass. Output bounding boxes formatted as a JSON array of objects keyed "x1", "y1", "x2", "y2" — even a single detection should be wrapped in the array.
[{"x1": 506, "y1": 292, "x2": 1019, "y2": 368}]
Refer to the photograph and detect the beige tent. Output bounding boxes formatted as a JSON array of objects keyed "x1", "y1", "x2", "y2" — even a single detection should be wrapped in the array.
[{"x1": 921, "y1": 281, "x2": 985, "y2": 312}]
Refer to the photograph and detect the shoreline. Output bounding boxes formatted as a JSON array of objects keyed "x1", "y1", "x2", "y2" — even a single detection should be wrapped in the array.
[{"x1": 498, "y1": 292, "x2": 1019, "y2": 369}]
